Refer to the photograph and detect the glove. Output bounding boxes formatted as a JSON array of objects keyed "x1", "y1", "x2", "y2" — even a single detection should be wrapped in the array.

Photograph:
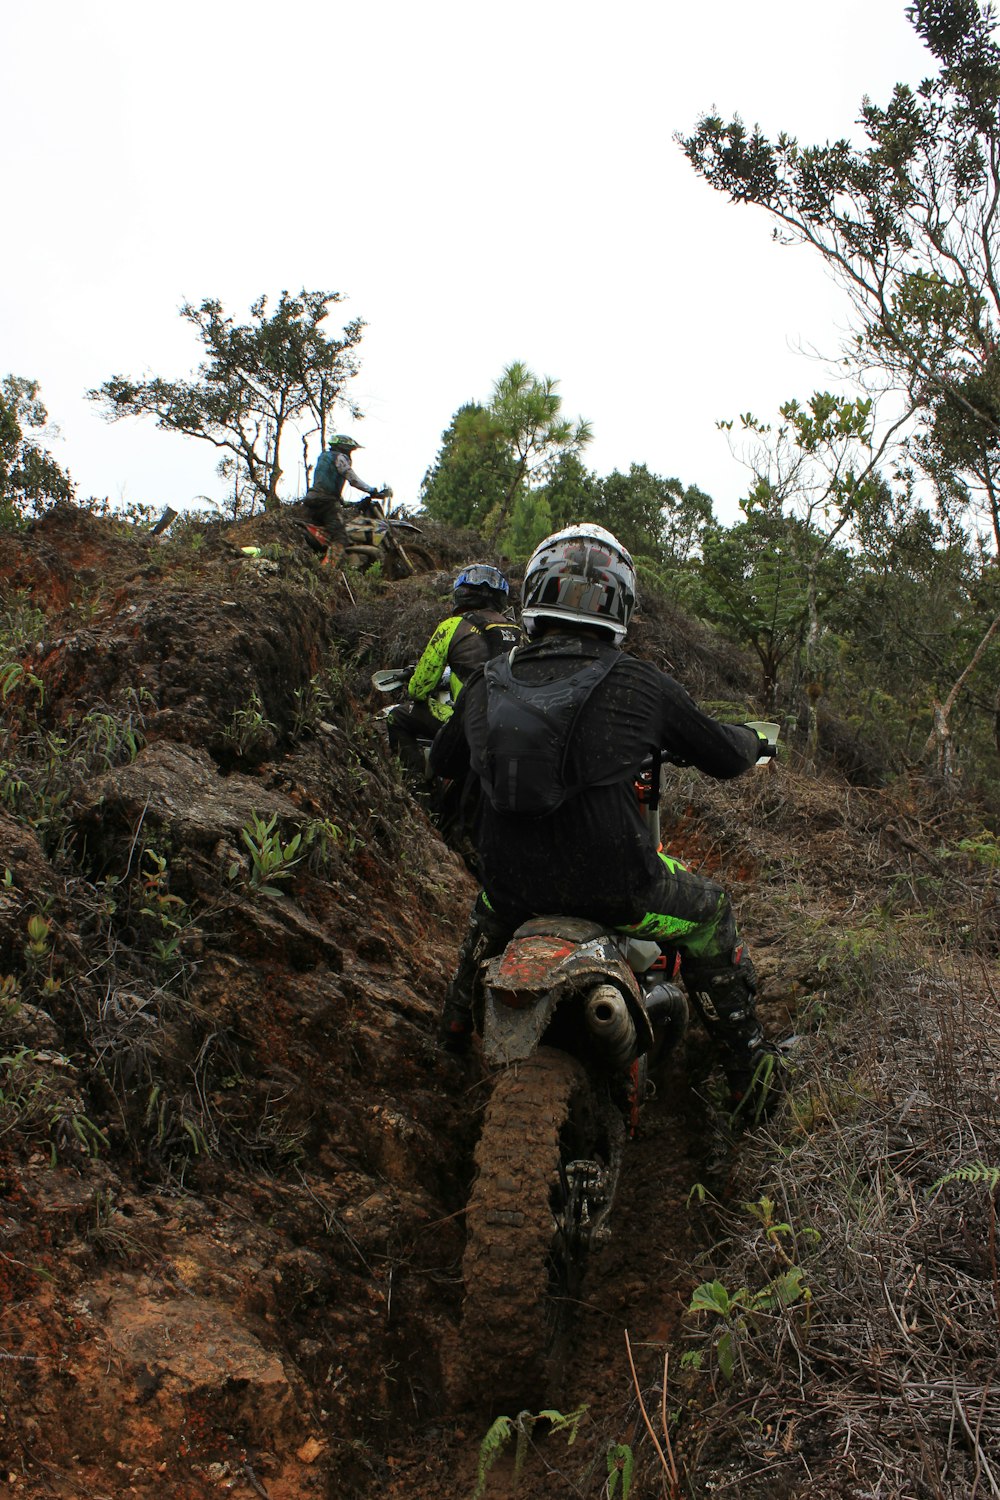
[{"x1": 744, "y1": 720, "x2": 779, "y2": 762}]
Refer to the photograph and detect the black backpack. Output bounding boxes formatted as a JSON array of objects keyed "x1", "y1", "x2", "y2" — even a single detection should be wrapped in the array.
[{"x1": 476, "y1": 645, "x2": 620, "y2": 816}]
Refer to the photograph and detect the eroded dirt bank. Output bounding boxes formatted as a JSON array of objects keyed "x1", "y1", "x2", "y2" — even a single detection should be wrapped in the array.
[{"x1": 4, "y1": 504, "x2": 987, "y2": 1500}]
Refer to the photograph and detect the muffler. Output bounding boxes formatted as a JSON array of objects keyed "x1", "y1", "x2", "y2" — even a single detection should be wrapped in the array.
[{"x1": 584, "y1": 984, "x2": 637, "y2": 1067}]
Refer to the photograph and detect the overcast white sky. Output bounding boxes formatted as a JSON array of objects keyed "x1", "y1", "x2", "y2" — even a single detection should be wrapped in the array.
[{"x1": 2, "y1": 2, "x2": 932, "y2": 525}]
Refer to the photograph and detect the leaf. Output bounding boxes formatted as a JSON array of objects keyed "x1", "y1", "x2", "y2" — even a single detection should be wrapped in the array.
[
  {"x1": 607, "y1": 1443, "x2": 634, "y2": 1499},
  {"x1": 717, "y1": 1330, "x2": 735, "y2": 1382},
  {"x1": 690, "y1": 1279, "x2": 731, "y2": 1315}
]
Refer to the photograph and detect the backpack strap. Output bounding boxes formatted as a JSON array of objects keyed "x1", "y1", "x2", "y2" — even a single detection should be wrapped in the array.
[{"x1": 462, "y1": 611, "x2": 520, "y2": 660}]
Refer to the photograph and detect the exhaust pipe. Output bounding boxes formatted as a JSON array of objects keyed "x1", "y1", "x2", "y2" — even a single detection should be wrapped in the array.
[{"x1": 585, "y1": 984, "x2": 637, "y2": 1067}]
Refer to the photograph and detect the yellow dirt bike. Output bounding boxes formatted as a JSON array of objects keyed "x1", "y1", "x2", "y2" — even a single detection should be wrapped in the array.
[{"x1": 301, "y1": 493, "x2": 430, "y2": 579}]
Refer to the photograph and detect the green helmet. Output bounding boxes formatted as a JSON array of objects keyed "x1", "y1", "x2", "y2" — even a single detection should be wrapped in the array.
[{"x1": 328, "y1": 433, "x2": 362, "y2": 450}]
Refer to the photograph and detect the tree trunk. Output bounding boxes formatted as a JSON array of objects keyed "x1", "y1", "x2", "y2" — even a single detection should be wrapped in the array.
[{"x1": 920, "y1": 608, "x2": 1000, "y2": 770}]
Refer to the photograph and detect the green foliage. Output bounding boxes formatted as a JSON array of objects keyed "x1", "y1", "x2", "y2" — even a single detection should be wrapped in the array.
[
  {"x1": 0, "y1": 375, "x2": 74, "y2": 525},
  {"x1": 301, "y1": 817, "x2": 345, "y2": 874},
  {"x1": 0, "y1": 663, "x2": 44, "y2": 705},
  {"x1": 89, "y1": 289, "x2": 365, "y2": 514},
  {"x1": 223, "y1": 689, "x2": 277, "y2": 758},
  {"x1": 606, "y1": 1442, "x2": 635, "y2": 1499},
  {"x1": 0, "y1": 1047, "x2": 109, "y2": 1162},
  {"x1": 472, "y1": 1407, "x2": 586, "y2": 1499},
  {"x1": 689, "y1": 1267, "x2": 812, "y2": 1382},
  {"x1": 931, "y1": 1159, "x2": 1000, "y2": 1193},
  {"x1": 420, "y1": 402, "x2": 518, "y2": 530},
  {"x1": 420, "y1": 363, "x2": 591, "y2": 545},
  {"x1": 138, "y1": 850, "x2": 193, "y2": 966},
  {"x1": 232, "y1": 813, "x2": 304, "y2": 892},
  {"x1": 593, "y1": 464, "x2": 714, "y2": 567},
  {"x1": 24, "y1": 914, "x2": 52, "y2": 964},
  {"x1": 0, "y1": 690, "x2": 147, "y2": 854}
]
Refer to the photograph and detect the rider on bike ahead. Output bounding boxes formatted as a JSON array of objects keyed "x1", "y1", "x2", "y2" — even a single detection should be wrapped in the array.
[
  {"x1": 303, "y1": 434, "x2": 387, "y2": 563},
  {"x1": 429, "y1": 524, "x2": 782, "y2": 1119},
  {"x1": 387, "y1": 564, "x2": 521, "y2": 774}
]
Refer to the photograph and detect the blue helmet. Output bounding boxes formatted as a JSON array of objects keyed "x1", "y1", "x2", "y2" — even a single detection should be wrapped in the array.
[{"x1": 453, "y1": 563, "x2": 510, "y2": 612}]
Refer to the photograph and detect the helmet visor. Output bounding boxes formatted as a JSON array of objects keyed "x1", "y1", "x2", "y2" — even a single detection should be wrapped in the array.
[{"x1": 454, "y1": 565, "x2": 508, "y2": 594}]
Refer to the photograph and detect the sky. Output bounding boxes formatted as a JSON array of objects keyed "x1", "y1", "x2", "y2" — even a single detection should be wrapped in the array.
[{"x1": 2, "y1": 2, "x2": 933, "y2": 527}]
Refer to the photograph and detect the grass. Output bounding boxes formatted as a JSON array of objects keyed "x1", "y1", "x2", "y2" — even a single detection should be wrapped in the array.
[{"x1": 657, "y1": 927, "x2": 1000, "y2": 1498}]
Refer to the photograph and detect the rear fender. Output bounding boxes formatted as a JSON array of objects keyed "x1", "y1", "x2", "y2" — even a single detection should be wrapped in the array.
[{"x1": 481, "y1": 922, "x2": 654, "y2": 1067}]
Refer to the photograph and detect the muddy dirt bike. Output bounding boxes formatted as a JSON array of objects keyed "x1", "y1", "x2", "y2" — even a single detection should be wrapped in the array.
[
  {"x1": 371, "y1": 664, "x2": 448, "y2": 772},
  {"x1": 453, "y1": 759, "x2": 691, "y2": 1409},
  {"x1": 298, "y1": 492, "x2": 433, "y2": 579}
]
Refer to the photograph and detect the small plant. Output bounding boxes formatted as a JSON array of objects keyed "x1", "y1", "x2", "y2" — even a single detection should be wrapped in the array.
[
  {"x1": 745, "y1": 1194, "x2": 821, "y2": 1264},
  {"x1": 954, "y1": 833, "x2": 1000, "y2": 869},
  {"x1": 302, "y1": 817, "x2": 345, "y2": 874},
  {"x1": 0, "y1": 1048, "x2": 109, "y2": 1161},
  {"x1": 138, "y1": 849, "x2": 192, "y2": 965},
  {"x1": 606, "y1": 1443, "x2": 635, "y2": 1499},
  {"x1": 473, "y1": 1407, "x2": 586, "y2": 1500},
  {"x1": 0, "y1": 663, "x2": 43, "y2": 704},
  {"x1": 688, "y1": 1268, "x2": 812, "y2": 1382},
  {"x1": 231, "y1": 813, "x2": 303, "y2": 893},
  {"x1": 24, "y1": 914, "x2": 52, "y2": 964},
  {"x1": 931, "y1": 1160, "x2": 1000, "y2": 1193},
  {"x1": 223, "y1": 689, "x2": 276, "y2": 758}
]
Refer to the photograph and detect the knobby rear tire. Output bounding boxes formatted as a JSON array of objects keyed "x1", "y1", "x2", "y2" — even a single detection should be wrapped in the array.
[{"x1": 459, "y1": 1047, "x2": 593, "y2": 1412}]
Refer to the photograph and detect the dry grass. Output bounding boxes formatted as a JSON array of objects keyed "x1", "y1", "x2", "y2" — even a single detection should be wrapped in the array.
[{"x1": 642, "y1": 758, "x2": 1000, "y2": 1499}]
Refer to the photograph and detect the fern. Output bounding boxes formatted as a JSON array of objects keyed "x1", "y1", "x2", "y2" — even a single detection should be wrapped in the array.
[
  {"x1": 472, "y1": 1407, "x2": 587, "y2": 1499},
  {"x1": 931, "y1": 1160, "x2": 1000, "y2": 1193}
]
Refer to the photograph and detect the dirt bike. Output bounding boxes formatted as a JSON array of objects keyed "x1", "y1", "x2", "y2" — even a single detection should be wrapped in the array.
[
  {"x1": 371, "y1": 665, "x2": 448, "y2": 774},
  {"x1": 299, "y1": 492, "x2": 431, "y2": 580},
  {"x1": 371, "y1": 666, "x2": 479, "y2": 869},
  {"x1": 454, "y1": 759, "x2": 690, "y2": 1410}
]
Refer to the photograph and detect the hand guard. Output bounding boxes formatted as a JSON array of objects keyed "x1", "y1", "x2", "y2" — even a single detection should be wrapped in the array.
[{"x1": 744, "y1": 720, "x2": 779, "y2": 762}]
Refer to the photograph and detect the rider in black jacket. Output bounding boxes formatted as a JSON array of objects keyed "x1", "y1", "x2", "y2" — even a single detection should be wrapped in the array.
[{"x1": 430, "y1": 523, "x2": 781, "y2": 1117}]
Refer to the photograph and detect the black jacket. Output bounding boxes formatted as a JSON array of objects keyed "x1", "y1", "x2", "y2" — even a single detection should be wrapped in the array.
[{"x1": 430, "y1": 632, "x2": 761, "y2": 926}]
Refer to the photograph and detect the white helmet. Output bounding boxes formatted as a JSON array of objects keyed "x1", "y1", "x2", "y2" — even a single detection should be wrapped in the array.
[{"x1": 521, "y1": 524, "x2": 637, "y2": 643}]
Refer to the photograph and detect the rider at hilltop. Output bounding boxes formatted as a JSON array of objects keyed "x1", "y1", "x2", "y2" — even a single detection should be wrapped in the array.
[
  {"x1": 386, "y1": 565, "x2": 522, "y2": 774},
  {"x1": 303, "y1": 434, "x2": 388, "y2": 562},
  {"x1": 429, "y1": 523, "x2": 782, "y2": 1119}
]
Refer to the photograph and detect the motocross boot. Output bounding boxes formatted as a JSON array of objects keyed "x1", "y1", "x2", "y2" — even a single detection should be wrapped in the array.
[
  {"x1": 438, "y1": 895, "x2": 510, "y2": 1053},
  {"x1": 682, "y1": 948, "x2": 783, "y2": 1122}
]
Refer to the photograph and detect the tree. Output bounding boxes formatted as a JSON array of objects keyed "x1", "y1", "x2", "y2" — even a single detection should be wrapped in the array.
[
  {"x1": 681, "y1": 0, "x2": 1000, "y2": 768},
  {"x1": 89, "y1": 289, "x2": 364, "y2": 513},
  {"x1": 485, "y1": 362, "x2": 592, "y2": 544},
  {"x1": 699, "y1": 509, "x2": 822, "y2": 712},
  {"x1": 591, "y1": 465, "x2": 715, "y2": 570},
  {"x1": 681, "y1": 0, "x2": 1000, "y2": 550},
  {"x1": 0, "y1": 375, "x2": 74, "y2": 524},
  {"x1": 715, "y1": 393, "x2": 892, "y2": 759},
  {"x1": 420, "y1": 363, "x2": 591, "y2": 546},
  {"x1": 420, "y1": 403, "x2": 519, "y2": 530}
]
